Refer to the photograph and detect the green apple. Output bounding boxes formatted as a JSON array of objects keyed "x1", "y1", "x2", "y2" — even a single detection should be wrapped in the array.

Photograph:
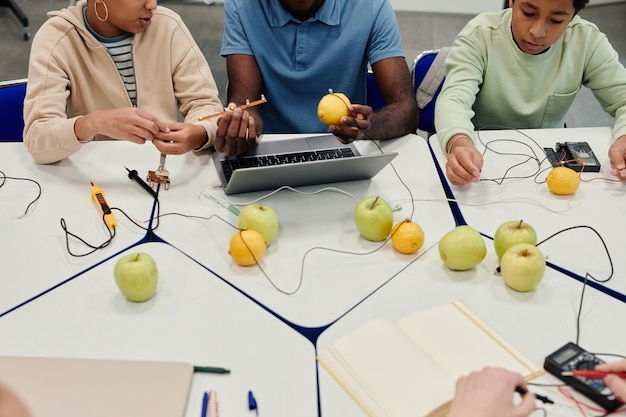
[
  {"x1": 500, "y1": 243, "x2": 545, "y2": 292},
  {"x1": 238, "y1": 203, "x2": 279, "y2": 246},
  {"x1": 114, "y1": 252, "x2": 159, "y2": 302},
  {"x1": 493, "y1": 220, "x2": 537, "y2": 260},
  {"x1": 354, "y1": 196, "x2": 394, "y2": 242},
  {"x1": 438, "y1": 225, "x2": 486, "y2": 271}
]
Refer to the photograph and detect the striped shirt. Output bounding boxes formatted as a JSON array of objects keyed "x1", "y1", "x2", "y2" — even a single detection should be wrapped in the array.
[{"x1": 83, "y1": 8, "x2": 137, "y2": 105}]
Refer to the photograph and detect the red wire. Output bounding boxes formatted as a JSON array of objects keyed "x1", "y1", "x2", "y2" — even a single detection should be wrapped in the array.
[
  {"x1": 557, "y1": 386, "x2": 608, "y2": 417},
  {"x1": 558, "y1": 158, "x2": 622, "y2": 183}
]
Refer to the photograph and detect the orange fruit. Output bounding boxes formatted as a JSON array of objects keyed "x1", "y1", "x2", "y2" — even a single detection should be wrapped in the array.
[
  {"x1": 317, "y1": 90, "x2": 351, "y2": 125},
  {"x1": 228, "y1": 229, "x2": 266, "y2": 266},
  {"x1": 391, "y1": 220, "x2": 425, "y2": 254},
  {"x1": 546, "y1": 166, "x2": 580, "y2": 195}
]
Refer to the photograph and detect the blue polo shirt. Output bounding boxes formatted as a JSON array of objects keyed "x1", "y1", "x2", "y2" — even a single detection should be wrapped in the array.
[{"x1": 221, "y1": 0, "x2": 405, "y2": 133}]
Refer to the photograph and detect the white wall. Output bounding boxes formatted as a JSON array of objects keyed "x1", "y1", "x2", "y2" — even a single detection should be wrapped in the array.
[
  {"x1": 389, "y1": 0, "x2": 624, "y2": 13},
  {"x1": 389, "y1": 0, "x2": 501, "y2": 13}
]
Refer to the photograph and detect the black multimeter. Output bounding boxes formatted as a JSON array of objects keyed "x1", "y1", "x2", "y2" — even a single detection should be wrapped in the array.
[
  {"x1": 544, "y1": 342, "x2": 624, "y2": 411},
  {"x1": 543, "y1": 141, "x2": 601, "y2": 172}
]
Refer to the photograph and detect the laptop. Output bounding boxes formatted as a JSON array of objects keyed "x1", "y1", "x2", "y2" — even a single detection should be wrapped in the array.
[{"x1": 212, "y1": 134, "x2": 398, "y2": 194}]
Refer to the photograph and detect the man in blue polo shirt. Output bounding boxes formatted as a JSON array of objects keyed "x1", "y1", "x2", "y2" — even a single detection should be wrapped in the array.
[{"x1": 215, "y1": 0, "x2": 418, "y2": 155}]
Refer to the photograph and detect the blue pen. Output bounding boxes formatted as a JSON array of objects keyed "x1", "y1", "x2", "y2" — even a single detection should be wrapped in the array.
[
  {"x1": 248, "y1": 390, "x2": 258, "y2": 415},
  {"x1": 201, "y1": 391, "x2": 208, "y2": 417}
]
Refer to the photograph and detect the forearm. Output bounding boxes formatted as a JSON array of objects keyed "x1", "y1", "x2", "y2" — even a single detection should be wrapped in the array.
[
  {"x1": 365, "y1": 97, "x2": 418, "y2": 140},
  {"x1": 24, "y1": 117, "x2": 83, "y2": 164}
]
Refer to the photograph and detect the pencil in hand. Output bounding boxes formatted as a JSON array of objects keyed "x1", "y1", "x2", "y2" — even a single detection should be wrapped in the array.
[{"x1": 198, "y1": 95, "x2": 267, "y2": 121}]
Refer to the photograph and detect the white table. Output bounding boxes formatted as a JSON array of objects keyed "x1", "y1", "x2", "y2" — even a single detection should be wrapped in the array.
[
  {"x1": 0, "y1": 142, "x2": 159, "y2": 315},
  {"x1": 154, "y1": 134, "x2": 458, "y2": 328},
  {"x1": 0, "y1": 134, "x2": 456, "y2": 417},
  {"x1": 429, "y1": 127, "x2": 626, "y2": 298},
  {"x1": 3, "y1": 132, "x2": 625, "y2": 417},
  {"x1": 317, "y1": 236, "x2": 626, "y2": 417},
  {"x1": 0, "y1": 242, "x2": 318, "y2": 417}
]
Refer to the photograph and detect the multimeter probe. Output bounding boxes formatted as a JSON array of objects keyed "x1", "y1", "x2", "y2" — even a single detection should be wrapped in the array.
[{"x1": 90, "y1": 181, "x2": 117, "y2": 230}]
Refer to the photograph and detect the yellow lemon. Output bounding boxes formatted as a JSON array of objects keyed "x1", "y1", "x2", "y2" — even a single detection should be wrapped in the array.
[
  {"x1": 317, "y1": 90, "x2": 351, "y2": 125},
  {"x1": 228, "y1": 229, "x2": 267, "y2": 266},
  {"x1": 546, "y1": 166, "x2": 580, "y2": 195},
  {"x1": 391, "y1": 219, "x2": 425, "y2": 254}
]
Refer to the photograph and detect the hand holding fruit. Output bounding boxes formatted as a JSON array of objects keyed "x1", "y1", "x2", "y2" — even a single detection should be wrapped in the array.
[{"x1": 317, "y1": 89, "x2": 371, "y2": 143}]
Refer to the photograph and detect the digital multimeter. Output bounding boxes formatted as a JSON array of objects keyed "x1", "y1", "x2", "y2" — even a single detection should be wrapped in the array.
[{"x1": 544, "y1": 342, "x2": 624, "y2": 411}]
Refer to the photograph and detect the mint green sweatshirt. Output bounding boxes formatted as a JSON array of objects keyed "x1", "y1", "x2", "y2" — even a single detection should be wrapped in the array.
[{"x1": 435, "y1": 9, "x2": 626, "y2": 153}]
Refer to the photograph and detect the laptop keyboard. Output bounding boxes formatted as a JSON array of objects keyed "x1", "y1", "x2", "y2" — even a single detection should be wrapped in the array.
[{"x1": 220, "y1": 147, "x2": 357, "y2": 182}]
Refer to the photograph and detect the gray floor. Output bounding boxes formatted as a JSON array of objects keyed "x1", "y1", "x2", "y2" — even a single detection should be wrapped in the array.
[{"x1": 1, "y1": 0, "x2": 624, "y2": 128}]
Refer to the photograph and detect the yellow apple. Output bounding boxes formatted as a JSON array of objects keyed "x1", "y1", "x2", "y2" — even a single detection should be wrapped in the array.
[
  {"x1": 238, "y1": 203, "x2": 279, "y2": 246},
  {"x1": 114, "y1": 252, "x2": 158, "y2": 302},
  {"x1": 354, "y1": 196, "x2": 394, "y2": 242},
  {"x1": 493, "y1": 220, "x2": 537, "y2": 260},
  {"x1": 438, "y1": 225, "x2": 486, "y2": 271},
  {"x1": 500, "y1": 243, "x2": 545, "y2": 292}
]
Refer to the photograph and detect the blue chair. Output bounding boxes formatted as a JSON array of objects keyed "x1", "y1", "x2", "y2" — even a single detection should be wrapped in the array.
[
  {"x1": 412, "y1": 49, "x2": 447, "y2": 135},
  {"x1": 366, "y1": 70, "x2": 385, "y2": 112},
  {"x1": 0, "y1": 78, "x2": 27, "y2": 142}
]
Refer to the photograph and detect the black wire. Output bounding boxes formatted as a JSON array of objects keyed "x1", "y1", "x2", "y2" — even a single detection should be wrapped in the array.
[
  {"x1": 60, "y1": 213, "x2": 116, "y2": 257},
  {"x1": 0, "y1": 170, "x2": 42, "y2": 216},
  {"x1": 535, "y1": 225, "x2": 613, "y2": 345},
  {"x1": 536, "y1": 225, "x2": 613, "y2": 284},
  {"x1": 60, "y1": 198, "x2": 161, "y2": 257},
  {"x1": 474, "y1": 128, "x2": 546, "y2": 184}
]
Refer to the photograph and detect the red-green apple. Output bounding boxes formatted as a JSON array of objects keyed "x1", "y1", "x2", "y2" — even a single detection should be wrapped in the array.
[
  {"x1": 354, "y1": 196, "x2": 394, "y2": 241},
  {"x1": 493, "y1": 220, "x2": 537, "y2": 260},
  {"x1": 500, "y1": 243, "x2": 545, "y2": 292},
  {"x1": 114, "y1": 252, "x2": 158, "y2": 302},
  {"x1": 238, "y1": 203, "x2": 279, "y2": 246},
  {"x1": 438, "y1": 225, "x2": 486, "y2": 271}
]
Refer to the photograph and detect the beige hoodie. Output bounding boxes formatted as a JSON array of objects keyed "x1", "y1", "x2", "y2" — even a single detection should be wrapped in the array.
[{"x1": 23, "y1": 1, "x2": 222, "y2": 164}]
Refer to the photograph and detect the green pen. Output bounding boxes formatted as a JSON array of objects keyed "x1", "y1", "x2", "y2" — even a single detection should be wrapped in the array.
[{"x1": 193, "y1": 366, "x2": 231, "y2": 374}]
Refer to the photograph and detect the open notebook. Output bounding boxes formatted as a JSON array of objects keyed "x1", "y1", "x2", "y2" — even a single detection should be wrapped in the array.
[
  {"x1": 318, "y1": 301, "x2": 544, "y2": 417},
  {"x1": 212, "y1": 134, "x2": 398, "y2": 194},
  {"x1": 0, "y1": 356, "x2": 193, "y2": 417}
]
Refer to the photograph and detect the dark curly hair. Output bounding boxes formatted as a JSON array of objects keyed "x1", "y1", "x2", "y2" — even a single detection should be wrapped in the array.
[
  {"x1": 574, "y1": 0, "x2": 590, "y2": 13},
  {"x1": 509, "y1": 0, "x2": 589, "y2": 13}
]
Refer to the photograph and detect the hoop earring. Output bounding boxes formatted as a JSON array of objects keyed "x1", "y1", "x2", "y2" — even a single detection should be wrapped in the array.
[{"x1": 94, "y1": 1, "x2": 109, "y2": 22}]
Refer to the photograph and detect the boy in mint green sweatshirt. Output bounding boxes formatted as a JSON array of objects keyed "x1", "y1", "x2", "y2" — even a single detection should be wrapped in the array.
[{"x1": 435, "y1": 0, "x2": 626, "y2": 185}]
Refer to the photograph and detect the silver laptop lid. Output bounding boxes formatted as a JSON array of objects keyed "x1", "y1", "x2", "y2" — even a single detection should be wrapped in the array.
[{"x1": 212, "y1": 134, "x2": 398, "y2": 195}]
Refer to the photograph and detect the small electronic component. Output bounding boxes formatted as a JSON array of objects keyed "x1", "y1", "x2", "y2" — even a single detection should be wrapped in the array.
[
  {"x1": 90, "y1": 180, "x2": 116, "y2": 230},
  {"x1": 147, "y1": 153, "x2": 170, "y2": 190},
  {"x1": 543, "y1": 141, "x2": 601, "y2": 172}
]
